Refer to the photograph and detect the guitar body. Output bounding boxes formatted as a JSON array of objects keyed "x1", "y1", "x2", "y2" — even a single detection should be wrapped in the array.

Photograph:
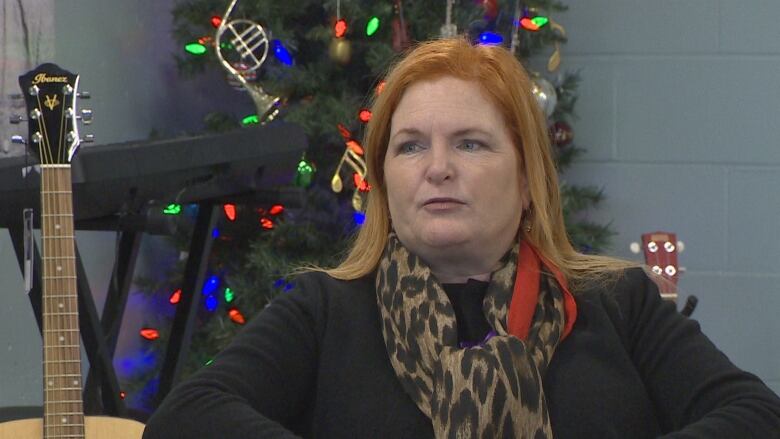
[{"x1": 0, "y1": 416, "x2": 145, "y2": 439}]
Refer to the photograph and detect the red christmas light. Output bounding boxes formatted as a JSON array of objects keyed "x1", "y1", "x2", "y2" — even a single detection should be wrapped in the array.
[
  {"x1": 211, "y1": 16, "x2": 222, "y2": 28},
  {"x1": 119, "y1": 391, "x2": 126, "y2": 400},
  {"x1": 260, "y1": 218, "x2": 274, "y2": 229},
  {"x1": 140, "y1": 328, "x2": 160, "y2": 340},
  {"x1": 337, "y1": 123, "x2": 351, "y2": 140},
  {"x1": 269, "y1": 204, "x2": 284, "y2": 215},
  {"x1": 223, "y1": 203, "x2": 237, "y2": 221},
  {"x1": 228, "y1": 307, "x2": 246, "y2": 325},
  {"x1": 334, "y1": 19, "x2": 348, "y2": 38},
  {"x1": 353, "y1": 173, "x2": 371, "y2": 192},
  {"x1": 520, "y1": 17, "x2": 539, "y2": 31},
  {"x1": 198, "y1": 36, "x2": 213, "y2": 45},
  {"x1": 169, "y1": 288, "x2": 182, "y2": 305},
  {"x1": 346, "y1": 140, "x2": 364, "y2": 155},
  {"x1": 358, "y1": 109, "x2": 372, "y2": 123}
]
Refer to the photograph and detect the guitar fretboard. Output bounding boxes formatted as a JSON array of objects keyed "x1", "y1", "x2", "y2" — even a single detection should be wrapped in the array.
[{"x1": 41, "y1": 165, "x2": 85, "y2": 438}]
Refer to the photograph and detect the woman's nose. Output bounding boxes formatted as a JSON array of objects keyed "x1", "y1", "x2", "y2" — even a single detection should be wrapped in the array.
[{"x1": 424, "y1": 142, "x2": 453, "y2": 183}]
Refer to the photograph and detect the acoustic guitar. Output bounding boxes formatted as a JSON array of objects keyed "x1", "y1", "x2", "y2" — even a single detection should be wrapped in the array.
[{"x1": 0, "y1": 63, "x2": 144, "y2": 438}]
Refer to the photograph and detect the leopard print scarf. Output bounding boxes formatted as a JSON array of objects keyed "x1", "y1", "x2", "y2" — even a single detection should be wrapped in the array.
[{"x1": 376, "y1": 232, "x2": 567, "y2": 438}]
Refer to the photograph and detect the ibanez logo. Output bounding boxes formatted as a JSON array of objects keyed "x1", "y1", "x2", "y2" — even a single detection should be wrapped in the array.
[{"x1": 31, "y1": 73, "x2": 68, "y2": 85}]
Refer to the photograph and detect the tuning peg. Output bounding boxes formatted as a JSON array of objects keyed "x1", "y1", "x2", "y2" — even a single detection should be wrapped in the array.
[
  {"x1": 11, "y1": 135, "x2": 26, "y2": 145},
  {"x1": 81, "y1": 134, "x2": 95, "y2": 143},
  {"x1": 31, "y1": 132, "x2": 43, "y2": 144},
  {"x1": 63, "y1": 84, "x2": 74, "y2": 95},
  {"x1": 8, "y1": 93, "x2": 23, "y2": 100},
  {"x1": 9, "y1": 114, "x2": 24, "y2": 124},
  {"x1": 677, "y1": 240, "x2": 685, "y2": 253},
  {"x1": 629, "y1": 242, "x2": 640, "y2": 254},
  {"x1": 77, "y1": 91, "x2": 91, "y2": 99},
  {"x1": 80, "y1": 108, "x2": 93, "y2": 125},
  {"x1": 28, "y1": 85, "x2": 40, "y2": 96},
  {"x1": 678, "y1": 266, "x2": 687, "y2": 273}
]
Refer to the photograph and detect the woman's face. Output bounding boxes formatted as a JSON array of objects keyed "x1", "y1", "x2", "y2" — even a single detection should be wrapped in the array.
[{"x1": 384, "y1": 76, "x2": 527, "y2": 270}]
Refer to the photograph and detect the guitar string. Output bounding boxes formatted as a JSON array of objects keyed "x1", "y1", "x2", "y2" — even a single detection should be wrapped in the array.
[{"x1": 58, "y1": 85, "x2": 66, "y2": 165}]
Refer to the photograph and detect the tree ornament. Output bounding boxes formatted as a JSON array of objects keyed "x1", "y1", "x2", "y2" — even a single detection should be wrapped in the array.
[
  {"x1": 226, "y1": 62, "x2": 257, "y2": 90},
  {"x1": 329, "y1": 37, "x2": 352, "y2": 64},
  {"x1": 550, "y1": 121, "x2": 574, "y2": 147},
  {"x1": 483, "y1": 0, "x2": 499, "y2": 21},
  {"x1": 391, "y1": 0, "x2": 411, "y2": 52},
  {"x1": 440, "y1": 0, "x2": 457, "y2": 38},
  {"x1": 294, "y1": 157, "x2": 315, "y2": 188},
  {"x1": 531, "y1": 74, "x2": 557, "y2": 117}
]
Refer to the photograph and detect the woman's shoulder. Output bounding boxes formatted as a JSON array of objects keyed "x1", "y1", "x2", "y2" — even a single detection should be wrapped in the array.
[{"x1": 284, "y1": 270, "x2": 377, "y2": 312}]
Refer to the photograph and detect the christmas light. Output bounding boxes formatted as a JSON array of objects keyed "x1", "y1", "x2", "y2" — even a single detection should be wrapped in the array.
[
  {"x1": 269, "y1": 204, "x2": 284, "y2": 215},
  {"x1": 272, "y1": 39, "x2": 293, "y2": 66},
  {"x1": 346, "y1": 139, "x2": 364, "y2": 155},
  {"x1": 197, "y1": 36, "x2": 213, "y2": 45},
  {"x1": 274, "y1": 278, "x2": 285, "y2": 288},
  {"x1": 224, "y1": 287, "x2": 235, "y2": 303},
  {"x1": 353, "y1": 173, "x2": 371, "y2": 191},
  {"x1": 211, "y1": 16, "x2": 222, "y2": 28},
  {"x1": 202, "y1": 275, "x2": 220, "y2": 295},
  {"x1": 353, "y1": 211, "x2": 366, "y2": 225},
  {"x1": 185, "y1": 42, "x2": 207, "y2": 55},
  {"x1": 478, "y1": 32, "x2": 503, "y2": 45},
  {"x1": 163, "y1": 203, "x2": 181, "y2": 215},
  {"x1": 205, "y1": 359, "x2": 214, "y2": 366},
  {"x1": 260, "y1": 218, "x2": 274, "y2": 229},
  {"x1": 335, "y1": 19, "x2": 347, "y2": 38},
  {"x1": 212, "y1": 228, "x2": 220, "y2": 239},
  {"x1": 119, "y1": 391, "x2": 126, "y2": 400},
  {"x1": 366, "y1": 16, "x2": 380, "y2": 36},
  {"x1": 169, "y1": 288, "x2": 182, "y2": 305},
  {"x1": 337, "y1": 123, "x2": 351, "y2": 139},
  {"x1": 140, "y1": 328, "x2": 160, "y2": 340},
  {"x1": 358, "y1": 109, "x2": 372, "y2": 123},
  {"x1": 519, "y1": 15, "x2": 549, "y2": 31},
  {"x1": 223, "y1": 203, "x2": 237, "y2": 221},
  {"x1": 205, "y1": 294, "x2": 218, "y2": 312},
  {"x1": 242, "y1": 114, "x2": 259, "y2": 125},
  {"x1": 228, "y1": 307, "x2": 246, "y2": 324}
]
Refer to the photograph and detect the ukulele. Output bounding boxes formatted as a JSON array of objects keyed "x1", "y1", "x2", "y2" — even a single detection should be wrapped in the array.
[
  {"x1": 631, "y1": 231, "x2": 697, "y2": 316},
  {"x1": 0, "y1": 63, "x2": 144, "y2": 439}
]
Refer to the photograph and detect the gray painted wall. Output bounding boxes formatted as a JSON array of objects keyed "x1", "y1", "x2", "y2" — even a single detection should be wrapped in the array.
[
  {"x1": 560, "y1": 1, "x2": 780, "y2": 394},
  {"x1": 1, "y1": 0, "x2": 778, "y2": 408}
]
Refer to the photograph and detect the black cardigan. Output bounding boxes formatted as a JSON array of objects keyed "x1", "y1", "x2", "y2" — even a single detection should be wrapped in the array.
[{"x1": 143, "y1": 268, "x2": 780, "y2": 438}]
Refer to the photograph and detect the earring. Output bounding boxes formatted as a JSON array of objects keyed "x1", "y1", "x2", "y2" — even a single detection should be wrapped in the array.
[{"x1": 524, "y1": 223, "x2": 532, "y2": 233}]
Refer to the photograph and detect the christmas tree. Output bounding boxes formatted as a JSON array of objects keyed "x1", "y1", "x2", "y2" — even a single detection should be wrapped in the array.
[{"x1": 123, "y1": 0, "x2": 612, "y2": 414}]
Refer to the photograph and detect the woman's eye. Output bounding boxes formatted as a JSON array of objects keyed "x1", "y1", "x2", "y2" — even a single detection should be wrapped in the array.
[
  {"x1": 459, "y1": 141, "x2": 482, "y2": 151},
  {"x1": 400, "y1": 142, "x2": 421, "y2": 153}
]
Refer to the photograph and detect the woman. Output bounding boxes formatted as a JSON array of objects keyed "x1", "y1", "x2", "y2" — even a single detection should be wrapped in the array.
[{"x1": 143, "y1": 38, "x2": 780, "y2": 438}]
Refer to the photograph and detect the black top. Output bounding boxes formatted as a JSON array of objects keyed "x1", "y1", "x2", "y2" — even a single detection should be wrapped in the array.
[
  {"x1": 441, "y1": 279, "x2": 491, "y2": 344},
  {"x1": 143, "y1": 268, "x2": 780, "y2": 438}
]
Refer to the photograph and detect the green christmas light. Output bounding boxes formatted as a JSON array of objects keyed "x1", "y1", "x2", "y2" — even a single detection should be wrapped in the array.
[
  {"x1": 185, "y1": 42, "x2": 207, "y2": 55},
  {"x1": 242, "y1": 114, "x2": 259, "y2": 125},
  {"x1": 294, "y1": 158, "x2": 315, "y2": 187},
  {"x1": 163, "y1": 203, "x2": 182, "y2": 215},
  {"x1": 224, "y1": 287, "x2": 235, "y2": 303},
  {"x1": 532, "y1": 16, "x2": 549, "y2": 28},
  {"x1": 205, "y1": 358, "x2": 214, "y2": 366},
  {"x1": 366, "y1": 17, "x2": 380, "y2": 36}
]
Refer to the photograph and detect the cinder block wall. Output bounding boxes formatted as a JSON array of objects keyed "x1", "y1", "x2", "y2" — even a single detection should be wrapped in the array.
[{"x1": 559, "y1": 1, "x2": 780, "y2": 393}]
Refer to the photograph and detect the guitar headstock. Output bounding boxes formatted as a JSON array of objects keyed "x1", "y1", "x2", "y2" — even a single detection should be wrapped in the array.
[
  {"x1": 633, "y1": 231, "x2": 681, "y2": 299},
  {"x1": 17, "y1": 63, "x2": 89, "y2": 165}
]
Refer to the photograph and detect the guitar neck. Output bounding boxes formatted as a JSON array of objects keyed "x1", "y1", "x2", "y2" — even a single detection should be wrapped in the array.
[{"x1": 40, "y1": 164, "x2": 85, "y2": 438}]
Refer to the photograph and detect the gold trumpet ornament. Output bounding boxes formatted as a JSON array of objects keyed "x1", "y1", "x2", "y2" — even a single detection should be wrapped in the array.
[{"x1": 215, "y1": 0, "x2": 280, "y2": 123}]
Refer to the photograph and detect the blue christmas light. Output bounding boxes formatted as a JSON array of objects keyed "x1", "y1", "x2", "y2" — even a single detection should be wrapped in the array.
[
  {"x1": 205, "y1": 294, "x2": 218, "y2": 312},
  {"x1": 202, "y1": 275, "x2": 220, "y2": 295},
  {"x1": 273, "y1": 278, "x2": 286, "y2": 288},
  {"x1": 478, "y1": 31, "x2": 503, "y2": 45},
  {"x1": 284, "y1": 282, "x2": 294, "y2": 292},
  {"x1": 212, "y1": 228, "x2": 220, "y2": 239},
  {"x1": 353, "y1": 211, "x2": 366, "y2": 225},
  {"x1": 272, "y1": 40, "x2": 293, "y2": 66}
]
